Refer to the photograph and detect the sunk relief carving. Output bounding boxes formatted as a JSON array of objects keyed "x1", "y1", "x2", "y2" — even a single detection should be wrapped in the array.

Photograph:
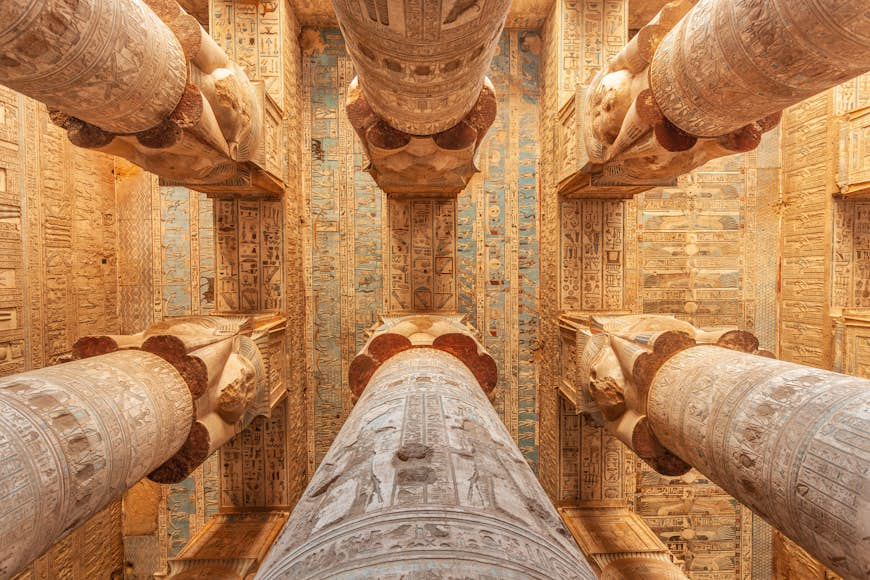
[
  {"x1": 72, "y1": 316, "x2": 268, "y2": 483},
  {"x1": 0, "y1": 0, "x2": 282, "y2": 196},
  {"x1": 561, "y1": 0, "x2": 870, "y2": 197}
]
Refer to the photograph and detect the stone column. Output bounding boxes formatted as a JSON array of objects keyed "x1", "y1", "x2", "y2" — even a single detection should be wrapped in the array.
[
  {"x1": 572, "y1": 314, "x2": 869, "y2": 579},
  {"x1": 647, "y1": 345, "x2": 870, "y2": 579},
  {"x1": 0, "y1": 316, "x2": 269, "y2": 578},
  {"x1": 650, "y1": 0, "x2": 870, "y2": 137},
  {"x1": 334, "y1": 0, "x2": 505, "y2": 195},
  {"x1": 333, "y1": 0, "x2": 509, "y2": 136},
  {"x1": 0, "y1": 351, "x2": 193, "y2": 578},
  {"x1": 0, "y1": 0, "x2": 188, "y2": 134},
  {"x1": 257, "y1": 316, "x2": 595, "y2": 578},
  {"x1": 573, "y1": 0, "x2": 870, "y2": 194}
]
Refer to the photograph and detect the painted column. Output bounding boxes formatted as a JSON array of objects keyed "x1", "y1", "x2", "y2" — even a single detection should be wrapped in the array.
[
  {"x1": 0, "y1": 351, "x2": 193, "y2": 578},
  {"x1": 334, "y1": 0, "x2": 505, "y2": 195},
  {"x1": 258, "y1": 316, "x2": 594, "y2": 578},
  {"x1": 650, "y1": 0, "x2": 870, "y2": 137},
  {"x1": 333, "y1": 0, "x2": 509, "y2": 136},
  {"x1": 0, "y1": 0, "x2": 188, "y2": 134},
  {"x1": 647, "y1": 346, "x2": 870, "y2": 579}
]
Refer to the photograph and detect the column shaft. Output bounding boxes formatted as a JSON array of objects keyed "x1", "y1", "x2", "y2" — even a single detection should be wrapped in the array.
[
  {"x1": 648, "y1": 345, "x2": 870, "y2": 578},
  {"x1": 0, "y1": 0, "x2": 188, "y2": 134},
  {"x1": 650, "y1": 0, "x2": 870, "y2": 137},
  {"x1": 257, "y1": 348, "x2": 593, "y2": 579},
  {"x1": 0, "y1": 351, "x2": 193, "y2": 577},
  {"x1": 333, "y1": 0, "x2": 509, "y2": 135}
]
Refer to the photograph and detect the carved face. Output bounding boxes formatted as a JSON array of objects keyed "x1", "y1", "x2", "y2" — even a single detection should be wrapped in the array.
[{"x1": 590, "y1": 69, "x2": 633, "y2": 145}]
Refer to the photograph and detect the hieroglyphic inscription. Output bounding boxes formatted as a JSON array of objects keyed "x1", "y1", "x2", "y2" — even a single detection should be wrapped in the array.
[
  {"x1": 215, "y1": 199, "x2": 284, "y2": 313},
  {"x1": 560, "y1": 199, "x2": 625, "y2": 311},
  {"x1": 780, "y1": 91, "x2": 835, "y2": 368},
  {"x1": 212, "y1": 0, "x2": 284, "y2": 106},
  {"x1": 388, "y1": 198, "x2": 456, "y2": 312},
  {"x1": 257, "y1": 348, "x2": 594, "y2": 579},
  {"x1": 304, "y1": 29, "x2": 541, "y2": 468},
  {"x1": 0, "y1": 85, "x2": 125, "y2": 578},
  {"x1": 220, "y1": 398, "x2": 290, "y2": 510},
  {"x1": 638, "y1": 166, "x2": 746, "y2": 330},
  {"x1": 649, "y1": 346, "x2": 870, "y2": 579},
  {"x1": 539, "y1": 0, "x2": 627, "y2": 498}
]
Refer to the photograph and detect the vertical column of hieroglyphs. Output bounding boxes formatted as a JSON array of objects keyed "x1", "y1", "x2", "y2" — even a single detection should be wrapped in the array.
[
  {"x1": 780, "y1": 91, "x2": 835, "y2": 368},
  {"x1": 539, "y1": 0, "x2": 627, "y2": 499},
  {"x1": 239, "y1": 201, "x2": 262, "y2": 311},
  {"x1": 216, "y1": 199, "x2": 240, "y2": 312},
  {"x1": 389, "y1": 199, "x2": 457, "y2": 312},
  {"x1": 280, "y1": 0, "x2": 308, "y2": 509},
  {"x1": 411, "y1": 201, "x2": 435, "y2": 310},
  {"x1": 0, "y1": 88, "x2": 26, "y2": 377},
  {"x1": 560, "y1": 199, "x2": 626, "y2": 312},
  {"x1": 389, "y1": 198, "x2": 456, "y2": 312},
  {"x1": 389, "y1": 198, "x2": 412, "y2": 310}
]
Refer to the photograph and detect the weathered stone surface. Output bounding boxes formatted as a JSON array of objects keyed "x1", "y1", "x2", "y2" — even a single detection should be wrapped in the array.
[
  {"x1": 650, "y1": 0, "x2": 870, "y2": 138},
  {"x1": 0, "y1": 0, "x2": 188, "y2": 134},
  {"x1": 347, "y1": 77, "x2": 497, "y2": 196},
  {"x1": 257, "y1": 347, "x2": 594, "y2": 578},
  {"x1": 349, "y1": 315, "x2": 497, "y2": 401},
  {"x1": 0, "y1": 350, "x2": 192, "y2": 577},
  {"x1": 0, "y1": 0, "x2": 277, "y2": 196},
  {"x1": 569, "y1": 0, "x2": 870, "y2": 195},
  {"x1": 648, "y1": 345, "x2": 870, "y2": 579},
  {"x1": 332, "y1": 0, "x2": 510, "y2": 136},
  {"x1": 73, "y1": 316, "x2": 269, "y2": 484}
]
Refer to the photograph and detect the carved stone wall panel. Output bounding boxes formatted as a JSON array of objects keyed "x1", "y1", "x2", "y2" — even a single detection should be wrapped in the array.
[
  {"x1": 303, "y1": 28, "x2": 541, "y2": 468},
  {"x1": 281, "y1": 0, "x2": 309, "y2": 510},
  {"x1": 11, "y1": 501, "x2": 123, "y2": 580},
  {"x1": 156, "y1": 454, "x2": 221, "y2": 572},
  {"x1": 116, "y1": 161, "x2": 158, "y2": 334},
  {"x1": 0, "y1": 86, "x2": 127, "y2": 579},
  {"x1": 780, "y1": 91, "x2": 836, "y2": 369},
  {"x1": 215, "y1": 199, "x2": 284, "y2": 313},
  {"x1": 540, "y1": 0, "x2": 628, "y2": 499},
  {"x1": 388, "y1": 198, "x2": 456, "y2": 312},
  {"x1": 560, "y1": 199, "x2": 625, "y2": 311},
  {"x1": 637, "y1": 164, "x2": 745, "y2": 330},
  {"x1": 211, "y1": 0, "x2": 284, "y2": 110},
  {"x1": 220, "y1": 397, "x2": 291, "y2": 510}
]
